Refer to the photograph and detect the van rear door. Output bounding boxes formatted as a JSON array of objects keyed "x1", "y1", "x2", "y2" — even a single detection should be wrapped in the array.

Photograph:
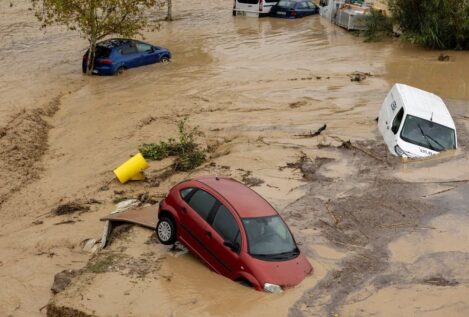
[{"x1": 236, "y1": 0, "x2": 259, "y2": 15}]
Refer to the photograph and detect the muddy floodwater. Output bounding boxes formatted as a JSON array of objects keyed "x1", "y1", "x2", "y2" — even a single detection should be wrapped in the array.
[{"x1": 1, "y1": 0, "x2": 468, "y2": 316}]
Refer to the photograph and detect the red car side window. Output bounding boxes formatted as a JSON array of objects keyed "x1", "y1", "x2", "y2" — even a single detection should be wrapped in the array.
[
  {"x1": 187, "y1": 190, "x2": 217, "y2": 220},
  {"x1": 212, "y1": 205, "x2": 240, "y2": 243},
  {"x1": 180, "y1": 187, "x2": 194, "y2": 201}
]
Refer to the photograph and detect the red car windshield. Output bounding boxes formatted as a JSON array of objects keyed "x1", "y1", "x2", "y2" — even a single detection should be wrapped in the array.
[{"x1": 242, "y1": 216, "x2": 298, "y2": 260}]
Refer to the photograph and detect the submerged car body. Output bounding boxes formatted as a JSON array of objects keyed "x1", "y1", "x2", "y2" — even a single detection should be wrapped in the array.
[
  {"x1": 156, "y1": 176, "x2": 313, "y2": 292},
  {"x1": 82, "y1": 38, "x2": 171, "y2": 75},
  {"x1": 270, "y1": 0, "x2": 319, "y2": 18},
  {"x1": 378, "y1": 84, "x2": 457, "y2": 158}
]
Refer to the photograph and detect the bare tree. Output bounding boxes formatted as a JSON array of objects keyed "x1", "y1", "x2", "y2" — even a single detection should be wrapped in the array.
[{"x1": 166, "y1": 0, "x2": 173, "y2": 21}]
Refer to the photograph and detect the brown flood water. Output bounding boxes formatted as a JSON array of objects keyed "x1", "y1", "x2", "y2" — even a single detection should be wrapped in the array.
[{"x1": 0, "y1": 0, "x2": 468, "y2": 316}]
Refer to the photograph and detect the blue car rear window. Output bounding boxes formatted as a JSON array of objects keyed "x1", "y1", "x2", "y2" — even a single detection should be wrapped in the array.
[{"x1": 95, "y1": 46, "x2": 111, "y2": 58}]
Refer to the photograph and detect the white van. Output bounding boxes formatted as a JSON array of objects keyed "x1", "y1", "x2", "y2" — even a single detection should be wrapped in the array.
[
  {"x1": 233, "y1": 0, "x2": 278, "y2": 17},
  {"x1": 378, "y1": 84, "x2": 458, "y2": 158}
]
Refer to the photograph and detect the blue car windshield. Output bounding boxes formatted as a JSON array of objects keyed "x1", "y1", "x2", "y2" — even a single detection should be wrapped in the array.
[
  {"x1": 401, "y1": 115, "x2": 456, "y2": 152},
  {"x1": 242, "y1": 216, "x2": 298, "y2": 260}
]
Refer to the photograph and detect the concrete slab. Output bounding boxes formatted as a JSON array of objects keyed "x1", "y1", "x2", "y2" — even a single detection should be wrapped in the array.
[{"x1": 100, "y1": 205, "x2": 158, "y2": 230}]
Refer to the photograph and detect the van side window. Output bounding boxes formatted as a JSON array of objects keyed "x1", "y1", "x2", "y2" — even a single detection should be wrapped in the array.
[{"x1": 391, "y1": 108, "x2": 404, "y2": 134}]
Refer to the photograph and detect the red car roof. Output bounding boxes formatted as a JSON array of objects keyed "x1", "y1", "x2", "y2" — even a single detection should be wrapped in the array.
[{"x1": 193, "y1": 176, "x2": 278, "y2": 219}]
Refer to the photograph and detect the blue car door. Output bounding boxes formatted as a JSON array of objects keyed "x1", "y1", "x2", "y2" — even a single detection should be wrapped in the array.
[
  {"x1": 136, "y1": 42, "x2": 158, "y2": 65},
  {"x1": 307, "y1": 1, "x2": 318, "y2": 14},
  {"x1": 296, "y1": 1, "x2": 310, "y2": 17},
  {"x1": 120, "y1": 43, "x2": 141, "y2": 68}
]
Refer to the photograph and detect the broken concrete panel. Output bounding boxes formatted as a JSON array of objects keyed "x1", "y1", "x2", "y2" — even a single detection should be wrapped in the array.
[{"x1": 100, "y1": 200, "x2": 152, "y2": 249}]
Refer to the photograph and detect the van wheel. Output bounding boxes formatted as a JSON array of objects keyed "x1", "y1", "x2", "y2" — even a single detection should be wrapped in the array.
[
  {"x1": 157, "y1": 217, "x2": 176, "y2": 245},
  {"x1": 233, "y1": 10, "x2": 236, "y2": 16}
]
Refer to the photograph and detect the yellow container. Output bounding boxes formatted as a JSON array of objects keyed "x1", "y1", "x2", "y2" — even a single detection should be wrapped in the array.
[{"x1": 114, "y1": 153, "x2": 149, "y2": 184}]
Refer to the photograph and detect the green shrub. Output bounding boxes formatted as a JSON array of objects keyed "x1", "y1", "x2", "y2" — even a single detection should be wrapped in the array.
[
  {"x1": 139, "y1": 118, "x2": 206, "y2": 171},
  {"x1": 364, "y1": 9, "x2": 394, "y2": 42},
  {"x1": 389, "y1": 0, "x2": 469, "y2": 49}
]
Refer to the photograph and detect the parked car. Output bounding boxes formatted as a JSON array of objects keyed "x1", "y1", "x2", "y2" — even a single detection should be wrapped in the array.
[
  {"x1": 378, "y1": 84, "x2": 457, "y2": 158},
  {"x1": 82, "y1": 38, "x2": 171, "y2": 75},
  {"x1": 233, "y1": 0, "x2": 278, "y2": 17},
  {"x1": 270, "y1": 0, "x2": 319, "y2": 18},
  {"x1": 156, "y1": 176, "x2": 313, "y2": 292}
]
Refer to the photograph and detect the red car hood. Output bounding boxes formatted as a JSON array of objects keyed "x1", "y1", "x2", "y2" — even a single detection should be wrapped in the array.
[{"x1": 248, "y1": 252, "x2": 313, "y2": 289}]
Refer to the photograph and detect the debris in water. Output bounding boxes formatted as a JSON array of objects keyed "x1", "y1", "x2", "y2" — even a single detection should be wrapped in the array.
[
  {"x1": 241, "y1": 171, "x2": 265, "y2": 187},
  {"x1": 296, "y1": 124, "x2": 327, "y2": 138},
  {"x1": 99, "y1": 185, "x2": 110, "y2": 191},
  {"x1": 348, "y1": 71, "x2": 373, "y2": 82},
  {"x1": 283, "y1": 153, "x2": 334, "y2": 181},
  {"x1": 289, "y1": 100, "x2": 308, "y2": 109},
  {"x1": 438, "y1": 53, "x2": 450, "y2": 61},
  {"x1": 86, "y1": 198, "x2": 101, "y2": 204},
  {"x1": 82, "y1": 238, "x2": 100, "y2": 253},
  {"x1": 51, "y1": 202, "x2": 90, "y2": 216},
  {"x1": 54, "y1": 220, "x2": 76, "y2": 226},
  {"x1": 340, "y1": 140, "x2": 353, "y2": 149},
  {"x1": 51, "y1": 270, "x2": 78, "y2": 294},
  {"x1": 423, "y1": 276, "x2": 459, "y2": 287}
]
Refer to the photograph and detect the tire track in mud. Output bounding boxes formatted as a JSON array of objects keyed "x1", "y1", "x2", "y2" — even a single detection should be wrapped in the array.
[
  {"x1": 0, "y1": 95, "x2": 62, "y2": 211},
  {"x1": 284, "y1": 142, "x2": 445, "y2": 316}
]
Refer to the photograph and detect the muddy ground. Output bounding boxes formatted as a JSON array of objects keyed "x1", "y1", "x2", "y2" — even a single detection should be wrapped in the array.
[{"x1": 1, "y1": 0, "x2": 469, "y2": 316}]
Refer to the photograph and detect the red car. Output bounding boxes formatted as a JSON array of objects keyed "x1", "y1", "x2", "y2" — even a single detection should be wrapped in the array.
[{"x1": 156, "y1": 176, "x2": 313, "y2": 292}]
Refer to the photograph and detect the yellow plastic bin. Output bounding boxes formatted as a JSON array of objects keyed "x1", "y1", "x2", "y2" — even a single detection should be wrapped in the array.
[{"x1": 114, "y1": 153, "x2": 149, "y2": 184}]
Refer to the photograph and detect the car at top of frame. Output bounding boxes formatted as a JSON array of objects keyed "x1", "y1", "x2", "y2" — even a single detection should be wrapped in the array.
[
  {"x1": 270, "y1": 0, "x2": 319, "y2": 18},
  {"x1": 82, "y1": 38, "x2": 171, "y2": 76},
  {"x1": 156, "y1": 175, "x2": 313, "y2": 293},
  {"x1": 233, "y1": 0, "x2": 279, "y2": 17}
]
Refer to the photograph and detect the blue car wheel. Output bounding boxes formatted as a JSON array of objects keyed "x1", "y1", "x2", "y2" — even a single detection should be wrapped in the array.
[{"x1": 115, "y1": 66, "x2": 125, "y2": 75}]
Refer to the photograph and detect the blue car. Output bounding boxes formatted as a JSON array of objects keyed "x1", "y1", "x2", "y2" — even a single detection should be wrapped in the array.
[
  {"x1": 82, "y1": 38, "x2": 171, "y2": 75},
  {"x1": 270, "y1": 0, "x2": 319, "y2": 18}
]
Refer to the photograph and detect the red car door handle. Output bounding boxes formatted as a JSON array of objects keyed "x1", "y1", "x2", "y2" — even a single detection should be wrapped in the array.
[
  {"x1": 205, "y1": 230, "x2": 212, "y2": 238},
  {"x1": 180, "y1": 206, "x2": 187, "y2": 213}
]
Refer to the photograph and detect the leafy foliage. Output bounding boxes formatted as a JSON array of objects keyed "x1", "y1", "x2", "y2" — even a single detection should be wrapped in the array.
[
  {"x1": 139, "y1": 119, "x2": 206, "y2": 171},
  {"x1": 364, "y1": 9, "x2": 394, "y2": 42},
  {"x1": 30, "y1": 0, "x2": 164, "y2": 74},
  {"x1": 389, "y1": 0, "x2": 469, "y2": 49}
]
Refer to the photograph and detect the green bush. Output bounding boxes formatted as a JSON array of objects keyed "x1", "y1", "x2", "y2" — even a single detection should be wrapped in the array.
[
  {"x1": 364, "y1": 9, "x2": 394, "y2": 42},
  {"x1": 389, "y1": 0, "x2": 469, "y2": 49},
  {"x1": 139, "y1": 118, "x2": 206, "y2": 171}
]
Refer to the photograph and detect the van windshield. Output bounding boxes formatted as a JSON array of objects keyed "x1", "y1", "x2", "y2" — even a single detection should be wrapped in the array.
[
  {"x1": 401, "y1": 115, "x2": 456, "y2": 152},
  {"x1": 242, "y1": 216, "x2": 298, "y2": 261}
]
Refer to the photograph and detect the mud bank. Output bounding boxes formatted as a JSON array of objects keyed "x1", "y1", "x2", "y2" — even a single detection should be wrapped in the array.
[
  {"x1": 0, "y1": 96, "x2": 62, "y2": 208},
  {"x1": 1, "y1": 0, "x2": 469, "y2": 316}
]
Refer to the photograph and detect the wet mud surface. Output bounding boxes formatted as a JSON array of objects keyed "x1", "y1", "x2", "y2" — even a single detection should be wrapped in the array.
[{"x1": 0, "y1": 0, "x2": 469, "y2": 316}]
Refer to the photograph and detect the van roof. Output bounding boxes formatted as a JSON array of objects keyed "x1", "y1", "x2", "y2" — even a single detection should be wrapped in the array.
[{"x1": 394, "y1": 84, "x2": 456, "y2": 129}]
